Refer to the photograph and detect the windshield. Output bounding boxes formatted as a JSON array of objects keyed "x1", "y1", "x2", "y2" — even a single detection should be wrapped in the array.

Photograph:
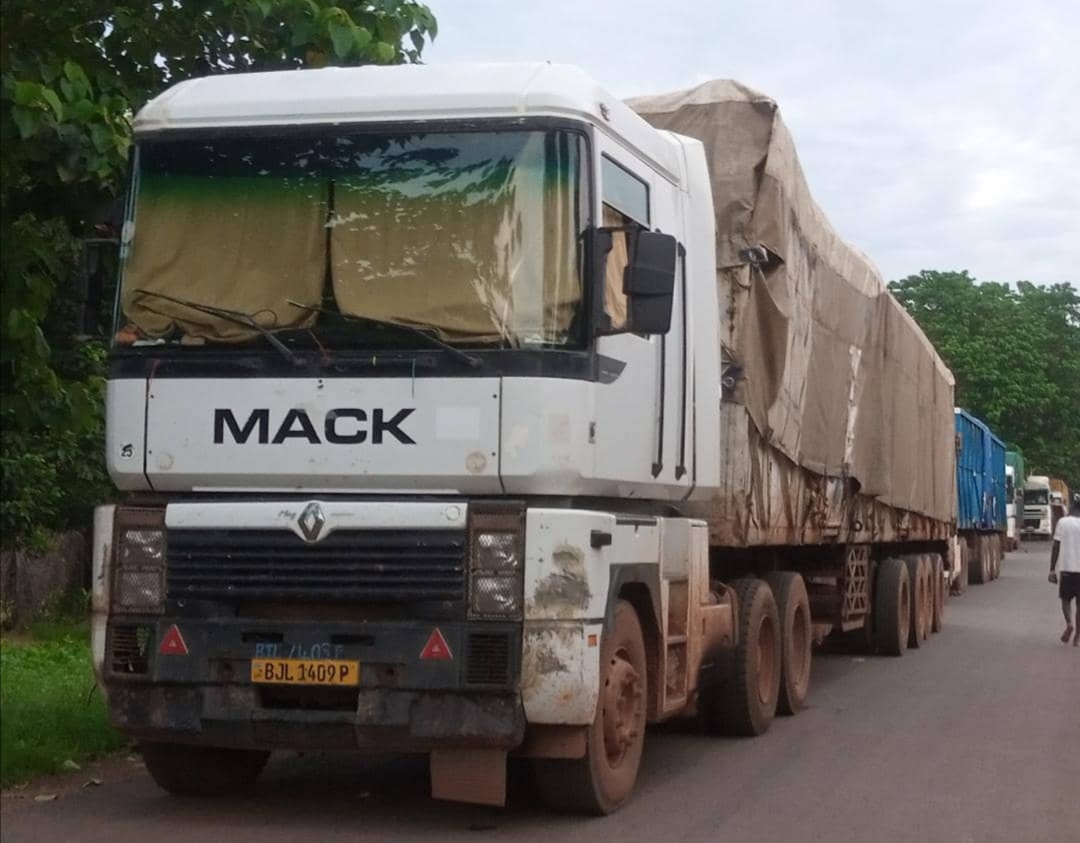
[
  {"x1": 1024, "y1": 489, "x2": 1049, "y2": 505},
  {"x1": 115, "y1": 129, "x2": 585, "y2": 351}
]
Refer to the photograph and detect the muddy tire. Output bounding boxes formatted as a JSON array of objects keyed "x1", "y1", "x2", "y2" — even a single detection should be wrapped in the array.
[
  {"x1": 920, "y1": 556, "x2": 933, "y2": 641},
  {"x1": 904, "y1": 556, "x2": 927, "y2": 648},
  {"x1": 874, "y1": 558, "x2": 910, "y2": 657},
  {"x1": 762, "y1": 572, "x2": 812, "y2": 716},
  {"x1": 704, "y1": 579, "x2": 781, "y2": 737},
  {"x1": 534, "y1": 599, "x2": 647, "y2": 815},
  {"x1": 969, "y1": 536, "x2": 989, "y2": 585},
  {"x1": 140, "y1": 742, "x2": 269, "y2": 796},
  {"x1": 930, "y1": 553, "x2": 945, "y2": 632},
  {"x1": 952, "y1": 543, "x2": 968, "y2": 596}
]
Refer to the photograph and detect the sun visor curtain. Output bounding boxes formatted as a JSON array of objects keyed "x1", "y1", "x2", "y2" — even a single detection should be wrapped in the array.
[
  {"x1": 122, "y1": 173, "x2": 325, "y2": 341},
  {"x1": 329, "y1": 133, "x2": 580, "y2": 343}
]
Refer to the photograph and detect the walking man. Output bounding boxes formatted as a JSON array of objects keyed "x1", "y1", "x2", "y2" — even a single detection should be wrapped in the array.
[{"x1": 1049, "y1": 497, "x2": 1080, "y2": 646}]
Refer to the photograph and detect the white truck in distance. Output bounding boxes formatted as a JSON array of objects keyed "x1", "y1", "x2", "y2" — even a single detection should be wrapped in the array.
[
  {"x1": 92, "y1": 64, "x2": 957, "y2": 814},
  {"x1": 1023, "y1": 475, "x2": 1053, "y2": 539}
]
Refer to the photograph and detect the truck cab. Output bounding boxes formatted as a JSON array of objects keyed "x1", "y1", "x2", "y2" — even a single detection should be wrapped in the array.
[
  {"x1": 92, "y1": 63, "x2": 732, "y2": 812},
  {"x1": 1023, "y1": 475, "x2": 1053, "y2": 539}
]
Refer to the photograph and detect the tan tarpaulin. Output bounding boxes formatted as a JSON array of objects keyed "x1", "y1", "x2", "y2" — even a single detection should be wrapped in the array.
[
  {"x1": 629, "y1": 81, "x2": 956, "y2": 522},
  {"x1": 122, "y1": 175, "x2": 325, "y2": 339}
]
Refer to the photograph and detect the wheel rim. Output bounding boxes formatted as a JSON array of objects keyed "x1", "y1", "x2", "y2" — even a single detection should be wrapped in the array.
[
  {"x1": 756, "y1": 614, "x2": 777, "y2": 704},
  {"x1": 790, "y1": 605, "x2": 810, "y2": 687},
  {"x1": 601, "y1": 648, "x2": 643, "y2": 769}
]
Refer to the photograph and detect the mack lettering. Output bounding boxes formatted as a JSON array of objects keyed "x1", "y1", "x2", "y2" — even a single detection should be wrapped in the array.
[{"x1": 213, "y1": 408, "x2": 416, "y2": 445}]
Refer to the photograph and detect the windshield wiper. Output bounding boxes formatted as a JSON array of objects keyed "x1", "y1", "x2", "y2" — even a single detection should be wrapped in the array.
[
  {"x1": 134, "y1": 289, "x2": 302, "y2": 367},
  {"x1": 287, "y1": 300, "x2": 481, "y2": 368}
]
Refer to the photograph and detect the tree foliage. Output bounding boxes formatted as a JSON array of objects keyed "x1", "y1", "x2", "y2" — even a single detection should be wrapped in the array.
[
  {"x1": 0, "y1": 1, "x2": 436, "y2": 546},
  {"x1": 890, "y1": 271, "x2": 1080, "y2": 491}
]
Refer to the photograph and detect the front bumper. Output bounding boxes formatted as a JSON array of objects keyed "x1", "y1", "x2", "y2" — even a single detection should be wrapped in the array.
[{"x1": 102, "y1": 617, "x2": 524, "y2": 752}]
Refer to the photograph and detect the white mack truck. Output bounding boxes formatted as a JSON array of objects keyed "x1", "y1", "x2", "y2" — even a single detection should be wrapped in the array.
[{"x1": 89, "y1": 64, "x2": 957, "y2": 814}]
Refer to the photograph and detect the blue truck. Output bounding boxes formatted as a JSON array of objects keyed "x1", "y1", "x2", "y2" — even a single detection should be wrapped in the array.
[{"x1": 954, "y1": 409, "x2": 1007, "y2": 585}]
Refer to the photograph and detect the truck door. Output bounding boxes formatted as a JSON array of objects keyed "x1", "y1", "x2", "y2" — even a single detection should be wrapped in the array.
[{"x1": 592, "y1": 141, "x2": 690, "y2": 496}]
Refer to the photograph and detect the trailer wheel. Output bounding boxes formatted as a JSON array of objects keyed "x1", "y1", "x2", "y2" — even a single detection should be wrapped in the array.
[
  {"x1": 904, "y1": 556, "x2": 928, "y2": 648},
  {"x1": 762, "y1": 572, "x2": 811, "y2": 716},
  {"x1": 930, "y1": 553, "x2": 945, "y2": 632},
  {"x1": 874, "y1": 558, "x2": 910, "y2": 657},
  {"x1": 992, "y1": 536, "x2": 1002, "y2": 579},
  {"x1": 534, "y1": 599, "x2": 646, "y2": 815},
  {"x1": 140, "y1": 742, "x2": 269, "y2": 796},
  {"x1": 969, "y1": 536, "x2": 989, "y2": 585},
  {"x1": 921, "y1": 556, "x2": 933, "y2": 639},
  {"x1": 703, "y1": 579, "x2": 781, "y2": 737},
  {"x1": 951, "y1": 543, "x2": 968, "y2": 596}
]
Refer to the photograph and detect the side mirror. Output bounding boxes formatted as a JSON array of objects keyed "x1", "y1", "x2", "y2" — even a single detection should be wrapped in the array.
[
  {"x1": 588, "y1": 226, "x2": 678, "y2": 337},
  {"x1": 624, "y1": 229, "x2": 677, "y2": 335},
  {"x1": 76, "y1": 237, "x2": 120, "y2": 339}
]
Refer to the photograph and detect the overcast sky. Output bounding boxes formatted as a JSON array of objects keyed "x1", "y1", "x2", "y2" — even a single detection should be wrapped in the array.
[{"x1": 426, "y1": 0, "x2": 1079, "y2": 286}]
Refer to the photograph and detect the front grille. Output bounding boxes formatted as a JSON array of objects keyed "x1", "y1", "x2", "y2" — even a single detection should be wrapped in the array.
[
  {"x1": 110, "y1": 624, "x2": 152, "y2": 674},
  {"x1": 167, "y1": 529, "x2": 466, "y2": 603},
  {"x1": 465, "y1": 632, "x2": 512, "y2": 687}
]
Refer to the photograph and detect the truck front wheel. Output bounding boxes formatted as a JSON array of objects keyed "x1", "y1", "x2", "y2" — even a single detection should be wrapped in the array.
[
  {"x1": 141, "y1": 742, "x2": 270, "y2": 796},
  {"x1": 533, "y1": 599, "x2": 647, "y2": 815}
]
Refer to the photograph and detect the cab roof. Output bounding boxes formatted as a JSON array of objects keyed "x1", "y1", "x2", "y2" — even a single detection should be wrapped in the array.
[{"x1": 133, "y1": 62, "x2": 680, "y2": 179}]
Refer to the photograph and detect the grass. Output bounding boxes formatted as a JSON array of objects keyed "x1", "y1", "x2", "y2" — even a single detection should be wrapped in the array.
[{"x1": 0, "y1": 624, "x2": 127, "y2": 787}]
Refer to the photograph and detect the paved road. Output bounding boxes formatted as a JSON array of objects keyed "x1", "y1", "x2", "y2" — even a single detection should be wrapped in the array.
[{"x1": 4, "y1": 546, "x2": 1078, "y2": 842}]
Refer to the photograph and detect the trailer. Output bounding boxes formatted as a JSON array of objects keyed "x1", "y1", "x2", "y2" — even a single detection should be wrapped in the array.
[
  {"x1": 89, "y1": 65, "x2": 957, "y2": 815},
  {"x1": 954, "y1": 409, "x2": 1007, "y2": 582}
]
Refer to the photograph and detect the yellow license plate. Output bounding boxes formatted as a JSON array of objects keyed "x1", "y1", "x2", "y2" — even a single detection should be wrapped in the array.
[{"x1": 251, "y1": 658, "x2": 360, "y2": 686}]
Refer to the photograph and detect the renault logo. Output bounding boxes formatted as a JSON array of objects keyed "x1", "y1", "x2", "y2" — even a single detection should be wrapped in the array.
[{"x1": 298, "y1": 502, "x2": 326, "y2": 542}]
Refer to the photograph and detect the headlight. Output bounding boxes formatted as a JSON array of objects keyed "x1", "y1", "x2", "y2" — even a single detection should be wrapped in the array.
[
  {"x1": 468, "y1": 508, "x2": 524, "y2": 620},
  {"x1": 474, "y1": 532, "x2": 520, "y2": 573},
  {"x1": 114, "y1": 509, "x2": 166, "y2": 614}
]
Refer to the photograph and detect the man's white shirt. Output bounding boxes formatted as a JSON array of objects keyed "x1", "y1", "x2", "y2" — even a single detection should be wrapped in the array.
[{"x1": 1053, "y1": 515, "x2": 1080, "y2": 574}]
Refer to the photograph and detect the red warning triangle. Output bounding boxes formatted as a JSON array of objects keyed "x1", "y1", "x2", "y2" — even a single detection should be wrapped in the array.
[
  {"x1": 159, "y1": 624, "x2": 189, "y2": 656},
  {"x1": 419, "y1": 628, "x2": 453, "y2": 661}
]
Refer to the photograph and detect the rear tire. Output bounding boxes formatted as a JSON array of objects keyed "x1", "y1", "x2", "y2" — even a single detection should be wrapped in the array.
[
  {"x1": 969, "y1": 536, "x2": 989, "y2": 585},
  {"x1": 140, "y1": 742, "x2": 269, "y2": 796},
  {"x1": 919, "y1": 556, "x2": 932, "y2": 641},
  {"x1": 873, "y1": 558, "x2": 910, "y2": 657},
  {"x1": 762, "y1": 572, "x2": 812, "y2": 716},
  {"x1": 930, "y1": 553, "x2": 945, "y2": 632},
  {"x1": 704, "y1": 578, "x2": 781, "y2": 736},
  {"x1": 533, "y1": 599, "x2": 647, "y2": 815},
  {"x1": 904, "y1": 556, "x2": 928, "y2": 648},
  {"x1": 952, "y1": 543, "x2": 968, "y2": 596}
]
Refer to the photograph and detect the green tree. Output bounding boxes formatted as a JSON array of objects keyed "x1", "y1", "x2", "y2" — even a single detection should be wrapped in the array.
[
  {"x1": 0, "y1": 1, "x2": 437, "y2": 546},
  {"x1": 890, "y1": 271, "x2": 1080, "y2": 491}
]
